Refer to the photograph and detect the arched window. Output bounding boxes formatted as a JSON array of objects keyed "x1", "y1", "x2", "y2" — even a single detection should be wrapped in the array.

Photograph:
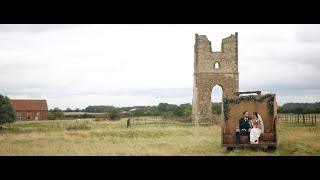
[{"x1": 214, "y1": 62, "x2": 220, "y2": 69}]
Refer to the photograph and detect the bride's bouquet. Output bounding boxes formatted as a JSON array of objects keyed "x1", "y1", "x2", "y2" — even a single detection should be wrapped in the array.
[{"x1": 253, "y1": 119, "x2": 261, "y2": 127}]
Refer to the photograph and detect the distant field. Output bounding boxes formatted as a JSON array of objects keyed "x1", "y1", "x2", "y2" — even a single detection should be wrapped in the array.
[
  {"x1": 0, "y1": 118, "x2": 319, "y2": 156},
  {"x1": 63, "y1": 112, "x2": 103, "y2": 115}
]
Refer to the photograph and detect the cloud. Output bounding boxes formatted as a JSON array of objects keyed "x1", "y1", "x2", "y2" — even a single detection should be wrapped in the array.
[
  {"x1": 1, "y1": 24, "x2": 320, "y2": 109},
  {"x1": 294, "y1": 24, "x2": 320, "y2": 43},
  {"x1": 238, "y1": 25, "x2": 320, "y2": 94},
  {"x1": 275, "y1": 90, "x2": 320, "y2": 105},
  {"x1": 0, "y1": 24, "x2": 87, "y2": 33}
]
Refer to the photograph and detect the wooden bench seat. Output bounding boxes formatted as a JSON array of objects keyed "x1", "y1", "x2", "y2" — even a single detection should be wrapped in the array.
[{"x1": 223, "y1": 133, "x2": 275, "y2": 144}]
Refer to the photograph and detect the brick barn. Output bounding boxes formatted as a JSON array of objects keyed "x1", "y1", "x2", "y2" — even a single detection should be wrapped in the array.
[{"x1": 11, "y1": 99, "x2": 48, "y2": 121}]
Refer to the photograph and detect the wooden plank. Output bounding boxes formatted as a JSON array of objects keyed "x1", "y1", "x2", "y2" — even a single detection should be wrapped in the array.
[
  {"x1": 221, "y1": 143, "x2": 277, "y2": 147},
  {"x1": 235, "y1": 91, "x2": 261, "y2": 96}
]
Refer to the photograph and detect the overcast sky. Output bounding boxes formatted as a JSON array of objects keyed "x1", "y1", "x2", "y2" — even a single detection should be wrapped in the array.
[{"x1": 1, "y1": 24, "x2": 320, "y2": 110}]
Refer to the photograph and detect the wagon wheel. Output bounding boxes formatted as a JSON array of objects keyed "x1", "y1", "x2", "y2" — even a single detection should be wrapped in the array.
[
  {"x1": 267, "y1": 146, "x2": 277, "y2": 150},
  {"x1": 226, "y1": 147, "x2": 235, "y2": 151}
]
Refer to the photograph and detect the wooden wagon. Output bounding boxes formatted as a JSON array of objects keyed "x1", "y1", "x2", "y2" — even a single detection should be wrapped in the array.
[{"x1": 221, "y1": 92, "x2": 278, "y2": 151}]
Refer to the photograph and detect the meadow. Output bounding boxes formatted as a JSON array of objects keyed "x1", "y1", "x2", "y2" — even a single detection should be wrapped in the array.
[{"x1": 0, "y1": 117, "x2": 319, "y2": 156}]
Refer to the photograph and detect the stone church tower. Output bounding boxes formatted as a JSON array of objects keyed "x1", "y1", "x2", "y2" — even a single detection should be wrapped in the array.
[{"x1": 192, "y1": 33, "x2": 239, "y2": 125}]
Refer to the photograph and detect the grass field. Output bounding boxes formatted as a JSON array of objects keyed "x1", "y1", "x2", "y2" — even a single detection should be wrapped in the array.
[{"x1": 0, "y1": 118, "x2": 319, "y2": 156}]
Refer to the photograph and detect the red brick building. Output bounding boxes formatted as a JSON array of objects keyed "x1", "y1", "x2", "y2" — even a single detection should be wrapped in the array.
[{"x1": 11, "y1": 99, "x2": 48, "y2": 121}]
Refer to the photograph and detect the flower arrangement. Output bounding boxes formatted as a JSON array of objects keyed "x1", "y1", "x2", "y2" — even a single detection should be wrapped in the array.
[
  {"x1": 223, "y1": 94, "x2": 275, "y2": 121},
  {"x1": 253, "y1": 119, "x2": 261, "y2": 128}
]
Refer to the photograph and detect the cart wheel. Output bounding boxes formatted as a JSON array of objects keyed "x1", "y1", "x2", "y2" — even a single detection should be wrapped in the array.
[
  {"x1": 226, "y1": 147, "x2": 235, "y2": 151},
  {"x1": 267, "y1": 146, "x2": 276, "y2": 150}
]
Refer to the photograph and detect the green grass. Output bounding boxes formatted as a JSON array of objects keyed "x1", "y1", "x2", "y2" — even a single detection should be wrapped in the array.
[{"x1": 0, "y1": 119, "x2": 319, "y2": 156}]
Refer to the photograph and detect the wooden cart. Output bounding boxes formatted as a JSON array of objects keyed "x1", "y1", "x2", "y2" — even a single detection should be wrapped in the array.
[{"x1": 221, "y1": 92, "x2": 278, "y2": 151}]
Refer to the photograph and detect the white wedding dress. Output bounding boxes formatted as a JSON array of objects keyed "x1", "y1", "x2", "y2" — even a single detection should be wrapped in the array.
[{"x1": 250, "y1": 115, "x2": 264, "y2": 144}]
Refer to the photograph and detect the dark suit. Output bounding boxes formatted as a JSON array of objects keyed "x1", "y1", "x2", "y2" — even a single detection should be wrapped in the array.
[{"x1": 236, "y1": 117, "x2": 251, "y2": 144}]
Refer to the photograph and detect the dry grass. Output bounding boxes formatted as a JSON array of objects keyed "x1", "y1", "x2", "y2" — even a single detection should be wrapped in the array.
[{"x1": 0, "y1": 118, "x2": 319, "y2": 156}]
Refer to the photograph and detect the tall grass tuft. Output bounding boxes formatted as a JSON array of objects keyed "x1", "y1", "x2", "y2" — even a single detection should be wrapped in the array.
[{"x1": 65, "y1": 121, "x2": 91, "y2": 131}]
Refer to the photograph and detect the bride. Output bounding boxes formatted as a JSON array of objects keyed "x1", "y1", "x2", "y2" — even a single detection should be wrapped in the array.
[{"x1": 249, "y1": 112, "x2": 264, "y2": 144}]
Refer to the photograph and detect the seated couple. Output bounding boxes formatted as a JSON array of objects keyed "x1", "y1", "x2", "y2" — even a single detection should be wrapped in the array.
[{"x1": 236, "y1": 111, "x2": 264, "y2": 144}]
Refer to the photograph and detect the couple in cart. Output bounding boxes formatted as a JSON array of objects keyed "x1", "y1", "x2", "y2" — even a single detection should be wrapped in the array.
[{"x1": 236, "y1": 111, "x2": 264, "y2": 144}]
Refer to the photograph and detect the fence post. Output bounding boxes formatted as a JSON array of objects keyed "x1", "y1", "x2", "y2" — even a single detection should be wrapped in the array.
[
  {"x1": 298, "y1": 114, "x2": 300, "y2": 123},
  {"x1": 306, "y1": 114, "x2": 308, "y2": 124},
  {"x1": 315, "y1": 115, "x2": 317, "y2": 124},
  {"x1": 303, "y1": 114, "x2": 305, "y2": 124},
  {"x1": 310, "y1": 115, "x2": 312, "y2": 124}
]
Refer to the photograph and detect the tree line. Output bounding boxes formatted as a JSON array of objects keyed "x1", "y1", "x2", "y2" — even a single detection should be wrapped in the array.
[
  {"x1": 49, "y1": 102, "x2": 223, "y2": 120},
  {"x1": 53, "y1": 101, "x2": 320, "y2": 120},
  {"x1": 278, "y1": 102, "x2": 320, "y2": 114},
  {"x1": 63, "y1": 102, "x2": 222, "y2": 115}
]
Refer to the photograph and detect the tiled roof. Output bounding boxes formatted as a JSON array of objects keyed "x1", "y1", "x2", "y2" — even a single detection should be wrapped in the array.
[{"x1": 11, "y1": 99, "x2": 48, "y2": 111}]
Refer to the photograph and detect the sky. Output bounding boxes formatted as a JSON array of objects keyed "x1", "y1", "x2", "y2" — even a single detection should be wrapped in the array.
[{"x1": 1, "y1": 24, "x2": 320, "y2": 110}]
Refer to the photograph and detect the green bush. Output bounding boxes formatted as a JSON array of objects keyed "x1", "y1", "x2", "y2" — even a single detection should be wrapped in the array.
[
  {"x1": 108, "y1": 107, "x2": 122, "y2": 120},
  {"x1": 0, "y1": 94, "x2": 16, "y2": 125}
]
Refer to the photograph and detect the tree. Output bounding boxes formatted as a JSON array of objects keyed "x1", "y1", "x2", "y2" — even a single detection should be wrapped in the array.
[
  {"x1": 303, "y1": 106, "x2": 315, "y2": 114},
  {"x1": 108, "y1": 107, "x2": 122, "y2": 120},
  {"x1": 212, "y1": 102, "x2": 222, "y2": 115},
  {"x1": 54, "y1": 111, "x2": 64, "y2": 119},
  {"x1": 176, "y1": 103, "x2": 192, "y2": 117},
  {"x1": 65, "y1": 107, "x2": 73, "y2": 112},
  {"x1": 53, "y1": 107, "x2": 61, "y2": 112},
  {"x1": 174, "y1": 106, "x2": 184, "y2": 117},
  {"x1": 0, "y1": 94, "x2": 16, "y2": 125},
  {"x1": 48, "y1": 112, "x2": 55, "y2": 120},
  {"x1": 158, "y1": 103, "x2": 169, "y2": 112},
  {"x1": 132, "y1": 108, "x2": 144, "y2": 119},
  {"x1": 48, "y1": 107, "x2": 64, "y2": 120}
]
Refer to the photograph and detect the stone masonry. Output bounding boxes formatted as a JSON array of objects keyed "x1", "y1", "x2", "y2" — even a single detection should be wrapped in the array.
[{"x1": 192, "y1": 33, "x2": 239, "y2": 125}]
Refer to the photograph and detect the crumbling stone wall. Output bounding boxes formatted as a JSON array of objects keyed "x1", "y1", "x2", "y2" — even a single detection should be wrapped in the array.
[{"x1": 192, "y1": 33, "x2": 239, "y2": 125}]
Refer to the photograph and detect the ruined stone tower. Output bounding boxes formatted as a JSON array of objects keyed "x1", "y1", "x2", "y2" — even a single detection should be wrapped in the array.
[{"x1": 192, "y1": 33, "x2": 239, "y2": 126}]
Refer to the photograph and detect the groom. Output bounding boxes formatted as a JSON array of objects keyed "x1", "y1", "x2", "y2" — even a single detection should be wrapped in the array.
[{"x1": 236, "y1": 111, "x2": 251, "y2": 144}]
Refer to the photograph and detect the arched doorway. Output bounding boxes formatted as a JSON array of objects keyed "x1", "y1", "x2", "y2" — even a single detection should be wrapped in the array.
[{"x1": 211, "y1": 85, "x2": 223, "y2": 122}]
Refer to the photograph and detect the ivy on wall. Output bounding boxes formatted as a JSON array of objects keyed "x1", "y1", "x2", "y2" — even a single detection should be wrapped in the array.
[{"x1": 223, "y1": 94, "x2": 275, "y2": 121}]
